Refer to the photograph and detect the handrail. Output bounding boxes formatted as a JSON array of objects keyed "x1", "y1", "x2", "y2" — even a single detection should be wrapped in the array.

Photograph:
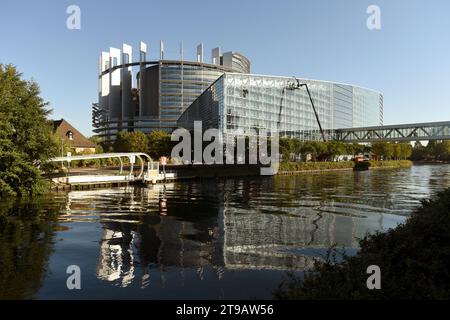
[{"x1": 48, "y1": 152, "x2": 154, "y2": 179}]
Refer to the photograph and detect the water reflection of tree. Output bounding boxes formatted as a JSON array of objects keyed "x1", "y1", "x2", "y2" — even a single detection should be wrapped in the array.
[{"x1": 0, "y1": 198, "x2": 62, "y2": 299}]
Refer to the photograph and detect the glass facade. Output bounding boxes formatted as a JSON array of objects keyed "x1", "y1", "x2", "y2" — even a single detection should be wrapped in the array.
[
  {"x1": 94, "y1": 51, "x2": 382, "y2": 143},
  {"x1": 94, "y1": 60, "x2": 248, "y2": 143},
  {"x1": 178, "y1": 73, "x2": 383, "y2": 141},
  {"x1": 158, "y1": 62, "x2": 230, "y2": 129}
]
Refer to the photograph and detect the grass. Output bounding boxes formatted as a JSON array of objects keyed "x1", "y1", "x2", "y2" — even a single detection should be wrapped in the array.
[
  {"x1": 369, "y1": 160, "x2": 413, "y2": 168},
  {"x1": 274, "y1": 187, "x2": 450, "y2": 299},
  {"x1": 279, "y1": 161, "x2": 354, "y2": 172},
  {"x1": 278, "y1": 160, "x2": 413, "y2": 172}
]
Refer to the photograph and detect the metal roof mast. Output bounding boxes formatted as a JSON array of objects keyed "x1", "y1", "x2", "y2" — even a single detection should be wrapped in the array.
[{"x1": 278, "y1": 77, "x2": 327, "y2": 142}]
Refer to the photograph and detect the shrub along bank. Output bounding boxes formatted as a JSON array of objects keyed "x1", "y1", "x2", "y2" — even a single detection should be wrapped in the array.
[{"x1": 278, "y1": 160, "x2": 412, "y2": 173}]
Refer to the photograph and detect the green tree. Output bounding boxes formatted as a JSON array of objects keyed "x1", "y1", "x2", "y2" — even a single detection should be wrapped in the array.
[
  {"x1": 371, "y1": 142, "x2": 393, "y2": 160},
  {"x1": 411, "y1": 141, "x2": 426, "y2": 161},
  {"x1": 425, "y1": 140, "x2": 438, "y2": 159},
  {"x1": 291, "y1": 139, "x2": 302, "y2": 155},
  {"x1": 392, "y1": 143, "x2": 401, "y2": 160},
  {"x1": 351, "y1": 143, "x2": 364, "y2": 156},
  {"x1": 399, "y1": 142, "x2": 412, "y2": 160},
  {"x1": 279, "y1": 137, "x2": 291, "y2": 162},
  {"x1": 442, "y1": 141, "x2": 450, "y2": 161},
  {"x1": 113, "y1": 131, "x2": 149, "y2": 153},
  {"x1": 344, "y1": 143, "x2": 355, "y2": 157},
  {"x1": 433, "y1": 141, "x2": 450, "y2": 160},
  {"x1": 89, "y1": 136, "x2": 104, "y2": 154},
  {"x1": 0, "y1": 64, "x2": 57, "y2": 196},
  {"x1": 326, "y1": 141, "x2": 346, "y2": 161},
  {"x1": 147, "y1": 130, "x2": 172, "y2": 159},
  {"x1": 300, "y1": 141, "x2": 317, "y2": 161}
]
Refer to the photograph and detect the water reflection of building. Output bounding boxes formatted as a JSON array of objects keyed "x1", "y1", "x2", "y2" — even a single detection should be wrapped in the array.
[
  {"x1": 97, "y1": 229, "x2": 135, "y2": 286},
  {"x1": 63, "y1": 185, "x2": 222, "y2": 287},
  {"x1": 219, "y1": 179, "x2": 386, "y2": 270},
  {"x1": 63, "y1": 181, "x2": 390, "y2": 287}
]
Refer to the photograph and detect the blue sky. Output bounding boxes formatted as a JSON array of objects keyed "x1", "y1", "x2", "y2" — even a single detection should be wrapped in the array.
[{"x1": 1, "y1": 0, "x2": 449, "y2": 136}]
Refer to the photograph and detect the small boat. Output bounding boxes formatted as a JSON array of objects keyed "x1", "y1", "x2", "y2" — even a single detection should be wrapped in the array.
[{"x1": 353, "y1": 156, "x2": 370, "y2": 171}]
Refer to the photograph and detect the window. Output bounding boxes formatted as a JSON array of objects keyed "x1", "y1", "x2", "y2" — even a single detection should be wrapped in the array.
[{"x1": 66, "y1": 131, "x2": 74, "y2": 141}]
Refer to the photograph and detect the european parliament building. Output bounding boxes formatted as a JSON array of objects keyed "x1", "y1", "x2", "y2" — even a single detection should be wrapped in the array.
[{"x1": 93, "y1": 41, "x2": 382, "y2": 142}]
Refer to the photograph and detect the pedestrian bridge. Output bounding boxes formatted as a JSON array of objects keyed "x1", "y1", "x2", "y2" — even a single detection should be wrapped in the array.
[
  {"x1": 333, "y1": 121, "x2": 450, "y2": 143},
  {"x1": 48, "y1": 153, "x2": 173, "y2": 188}
]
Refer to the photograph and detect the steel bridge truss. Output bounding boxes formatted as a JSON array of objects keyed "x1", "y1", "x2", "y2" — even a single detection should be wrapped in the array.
[{"x1": 334, "y1": 121, "x2": 450, "y2": 143}]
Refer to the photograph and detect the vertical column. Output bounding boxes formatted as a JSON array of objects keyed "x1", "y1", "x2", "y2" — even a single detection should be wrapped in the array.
[
  {"x1": 139, "y1": 41, "x2": 147, "y2": 118},
  {"x1": 122, "y1": 44, "x2": 133, "y2": 123},
  {"x1": 100, "y1": 52, "x2": 110, "y2": 110},
  {"x1": 99, "y1": 51, "x2": 110, "y2": 138},
  {"x1": 211, "y1": 47, "x2": 221, "y2": 65},
  {"x1": 109, "y1": 47, "x2": 121, "y2": 125},
  {"x1": 160, "y1": 40, "x2": 164, "y2": 60},
  {"x1": 196, "y1": 43, "x2": 203, "y2": 63}
]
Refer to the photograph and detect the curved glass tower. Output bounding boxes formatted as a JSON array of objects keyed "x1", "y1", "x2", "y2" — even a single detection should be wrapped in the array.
[{"x1": 177, "y1": 73, "x2": 383, "y2": 141}]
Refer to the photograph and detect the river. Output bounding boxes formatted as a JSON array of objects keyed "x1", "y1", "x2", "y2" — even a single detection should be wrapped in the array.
[{"x1": 0, "y1": 164, "x2": 449, "y2": 299}]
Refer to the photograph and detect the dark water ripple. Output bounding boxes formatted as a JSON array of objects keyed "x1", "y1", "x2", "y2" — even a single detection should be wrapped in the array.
[{"x1": 0, "y1": 164, "x2": 449, "y2": 299}]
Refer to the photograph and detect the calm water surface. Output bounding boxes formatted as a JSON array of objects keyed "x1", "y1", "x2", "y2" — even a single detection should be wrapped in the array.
[{"x1": 1, "y1": 164, "x2": 449, "y2": 299}]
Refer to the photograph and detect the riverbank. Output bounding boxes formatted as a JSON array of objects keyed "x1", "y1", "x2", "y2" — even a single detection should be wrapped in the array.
[
  {"x1": 274, "y1": 187, "x2": 450, "y2": 299},
  {"x1": 278, "y1": 160, "x2": 412, "y2": 174}
]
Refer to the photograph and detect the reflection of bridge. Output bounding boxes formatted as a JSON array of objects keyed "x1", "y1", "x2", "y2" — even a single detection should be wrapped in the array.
[{"x1": 333, "y1": 121, "x2": 450, "y2": 143}]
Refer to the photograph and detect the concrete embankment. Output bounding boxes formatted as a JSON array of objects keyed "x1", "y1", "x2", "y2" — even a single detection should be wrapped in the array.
[
  {"x1": 165, "y1": 164, "x2": 263, "y2": 179},
  {"x1": 49, "y1": 164, "x2": 267, "y2": 191}
]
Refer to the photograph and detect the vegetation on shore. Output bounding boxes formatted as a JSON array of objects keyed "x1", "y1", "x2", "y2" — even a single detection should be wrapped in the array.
[
  {"x1": 410, "y1": 140, "x2": 450, "y2": 161},
  {"x1": 0, "y1": 64, "x2": 57, "y2": 197},
  {"x1": 278, "y1": 160, "x2": 412, "y2": 172},
  {"x1": 368, "y1": 160, "x2": 412, "y2": 168},
  {"x1": 279, "y1": 161, "x2": 354, "y2": 172},
  {"x1": 274, "y1": 188, "x2": 450, "y2": 299},
  {"x1": 279, "y1": 138, "x2": 412, "y2": 162},
  {"x1": 111, "y1": 130, "x2": 173, "y2": 160}
]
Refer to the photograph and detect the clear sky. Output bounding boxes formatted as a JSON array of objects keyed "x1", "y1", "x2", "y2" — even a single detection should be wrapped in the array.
[{"x1": 1, "y1": 0, "x2": 449, "y2": 136}]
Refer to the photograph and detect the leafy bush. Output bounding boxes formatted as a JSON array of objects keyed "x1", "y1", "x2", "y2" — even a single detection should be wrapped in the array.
[
  {"x1": 274, "y1": 188, "x2": 450, "y2": 299},
  {"x1": 113, "y1": 131, "x2": 149, "y2": 153},
  {"x1": 279, "y1": 161, "x2": 354, "y2": 172},
  {"x1": 278, "y1": 160, "x2": 412, "y2": 172}
]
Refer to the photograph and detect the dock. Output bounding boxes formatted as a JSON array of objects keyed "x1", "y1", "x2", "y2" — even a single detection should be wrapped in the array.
[
  {"x1": 47, "y1": 152, "x2": 270, "y2": 191},
  {"x1": 48, "y1": 152, "x2": 176, "y2": 190}
]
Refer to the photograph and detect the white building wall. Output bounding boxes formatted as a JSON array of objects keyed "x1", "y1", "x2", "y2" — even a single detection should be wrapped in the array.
[
  {"x1": 109, "y1": 47, "x2": 121, "y2": 120},
  {"x1": 122, "y1": 43, "x2": 133, "y2": 120}
]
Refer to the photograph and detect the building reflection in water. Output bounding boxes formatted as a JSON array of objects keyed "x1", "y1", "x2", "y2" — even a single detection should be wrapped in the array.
[{"x1": 63, "y1": 179, "x2": 389, "y2": 287}]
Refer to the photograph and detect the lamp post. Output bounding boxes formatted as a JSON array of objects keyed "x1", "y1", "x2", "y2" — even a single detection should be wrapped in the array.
[{"x1": 61, "y1": 138, "x2": 64, "y2": 170}]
